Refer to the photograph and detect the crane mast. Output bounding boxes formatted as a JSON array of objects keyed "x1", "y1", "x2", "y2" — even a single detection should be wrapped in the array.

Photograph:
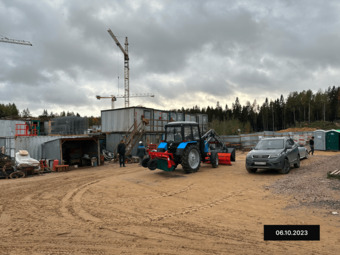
[
  {"x1": 107, "y1": 29, "x2": 130, "y2": 107},
  {"x1": 124, "y1": 37, "x2": 129, "y2": 108}
]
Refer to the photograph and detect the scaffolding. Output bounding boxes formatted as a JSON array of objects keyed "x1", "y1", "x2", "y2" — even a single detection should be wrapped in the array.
[
  {"x1": 15, "y1": 123, "x2": 38, "y2": 136},
  {"x1": 50, "y1": 116, "x2": 89, "y2": 135}
]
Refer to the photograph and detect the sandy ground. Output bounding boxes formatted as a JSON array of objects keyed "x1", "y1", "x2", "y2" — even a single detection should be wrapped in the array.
[{"x1": 0, "y1": 150, "x2": 340, "y2": 255}]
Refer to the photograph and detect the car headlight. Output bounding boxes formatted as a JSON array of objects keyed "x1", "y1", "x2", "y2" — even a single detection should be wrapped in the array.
[{"x1": 269, "y1": 152, "x2": 284, "y2": 159}]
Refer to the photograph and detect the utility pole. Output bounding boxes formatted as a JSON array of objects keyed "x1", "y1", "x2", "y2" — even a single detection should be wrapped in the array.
[{"x1": 107, "y1": 29, "x2": 130, "y2": 107}]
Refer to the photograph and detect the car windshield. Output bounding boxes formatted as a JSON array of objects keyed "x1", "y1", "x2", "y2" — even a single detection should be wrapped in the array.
[
  {"x1": 255, "y1": 139, "x2": 284, "y2": 150},
  {"x1": 166, "y1": 126, "x2": 182, "y2": 143}
]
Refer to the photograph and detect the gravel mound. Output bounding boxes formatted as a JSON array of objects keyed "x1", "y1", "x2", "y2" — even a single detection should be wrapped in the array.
[{"x1": 269, "y1": 154, "x2": 340, "y2": 210}]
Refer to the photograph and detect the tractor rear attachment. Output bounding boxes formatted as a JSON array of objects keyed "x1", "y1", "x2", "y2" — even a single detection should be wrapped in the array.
[{"x1": 143, "y1": 151, "x2": 176, "y2": 171}]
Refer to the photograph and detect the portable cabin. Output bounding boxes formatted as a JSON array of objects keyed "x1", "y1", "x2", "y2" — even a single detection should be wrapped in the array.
[
  {"x1": 325, "y1": 130, "x2": 340, "y2": 151},
  {"x1": 313, "y1": 130, "x2": 326, "y2": 151}
]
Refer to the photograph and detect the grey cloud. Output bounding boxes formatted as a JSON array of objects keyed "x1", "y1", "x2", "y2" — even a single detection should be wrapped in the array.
[{"x1": 1, "y1": 0, "x2": 340, "y2": 116}]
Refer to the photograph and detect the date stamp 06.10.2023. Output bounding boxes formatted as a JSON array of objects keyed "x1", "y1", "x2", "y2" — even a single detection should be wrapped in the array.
[{"x1": 264, "y1": 225, "x2": 320, "y2": 241}]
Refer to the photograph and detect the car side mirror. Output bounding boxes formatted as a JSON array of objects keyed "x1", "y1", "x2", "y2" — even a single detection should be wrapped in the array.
[{"x1": 286, "y1": 144, "x2": 292, "y2": 149}]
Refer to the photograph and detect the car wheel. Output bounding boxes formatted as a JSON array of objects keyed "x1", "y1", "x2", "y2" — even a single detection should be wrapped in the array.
[
  {"x1": 294, "y1": 156, "x2": 300, "y2": 168},
  {"x1": 278, "y1": 158, "x2": 290, "y2": 174},
  {"x1": 305, "y1": 151, "x2": 309, "y2": 159},
  {"x1": 246, "y1": 166, "x2": 257, "y2": 173}
]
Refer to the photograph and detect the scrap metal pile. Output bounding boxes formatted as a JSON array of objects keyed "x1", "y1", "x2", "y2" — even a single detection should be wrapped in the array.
[{"x1": 0, "y1": 153, "x2": 25, "y2": 179}]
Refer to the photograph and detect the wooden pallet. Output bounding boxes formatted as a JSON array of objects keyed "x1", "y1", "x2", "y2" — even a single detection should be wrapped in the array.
[
  {"x1": 327, "y1": 169, "x2": 340, "y2": 179},
  {"x1": 55, "y1": 165, "x2": 69, "y2": 172}
]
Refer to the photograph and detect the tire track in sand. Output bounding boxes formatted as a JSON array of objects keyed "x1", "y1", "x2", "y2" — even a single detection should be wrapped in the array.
[
  {"x1": 59, "y1": 180, "x2": 103, "y2": 224},
  {"x1": 113, "y1": 183, "x2": 194, "y2": 205},
  {"x1": 147, "y1": 190, "x2": 245, "y2": 222}
]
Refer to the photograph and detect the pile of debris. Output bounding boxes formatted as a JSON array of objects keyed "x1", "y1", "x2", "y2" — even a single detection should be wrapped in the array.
[
  {"x1": 0, "y1": 152, "x2": 24, "y2": 179},
  {"x1": 277, "y1": 127, "x2": 317, "y2": 133}
]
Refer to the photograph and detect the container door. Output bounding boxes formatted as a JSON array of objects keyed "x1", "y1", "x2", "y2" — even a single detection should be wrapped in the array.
[
  {"x1": 314, "y1": 131, "x2": 326, "y2": 151},
  {"x1": 326, "y1": 132, "x2": 339, "y2": 151}
]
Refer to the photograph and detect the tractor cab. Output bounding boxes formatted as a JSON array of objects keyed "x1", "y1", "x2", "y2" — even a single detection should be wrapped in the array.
[{"x1": 160, "y1": 122, "x2": 203, "y2": 154}]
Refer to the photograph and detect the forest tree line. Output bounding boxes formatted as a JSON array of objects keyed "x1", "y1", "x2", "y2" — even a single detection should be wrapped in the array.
[
  {"x1": 178, "y1": 86, "x2": 340, "y2": 134},
  {"x1": 1, "y1": 86, "x2": 339, "y2": 134}
]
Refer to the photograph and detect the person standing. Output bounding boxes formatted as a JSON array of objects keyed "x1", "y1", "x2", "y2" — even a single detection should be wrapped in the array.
[
  {"x1": 117, "y1": 140, "x2": 126, "y2": 167},
  {"x1": 137, "y1": 141, "x2": 147, "y2": 165},
  {"x1": 309, "y1": 136, "x2": 315, "y2": 155}
]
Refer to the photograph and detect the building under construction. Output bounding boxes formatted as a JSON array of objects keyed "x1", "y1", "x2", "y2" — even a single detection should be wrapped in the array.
[
  {"x1": 0, "y1": 108, "x2": 208, "y2": 166},
  {"x1": 50, "y1": 116, "x2": 88, "y2": 135},
  {"x1": 0, "y1": 118, "x2": 101, "y2": 167},
  {"x1": 102, "y1": 106, "x2": 208, "y2": 156}
]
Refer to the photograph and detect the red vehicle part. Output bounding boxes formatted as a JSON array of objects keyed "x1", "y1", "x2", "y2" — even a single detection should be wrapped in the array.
[
  {"x1": 149, "y1": 151, "x2": 176, "y2": 170},
  {"x1": 205, "y1": 152, "x2": 232, "y2": 165}
]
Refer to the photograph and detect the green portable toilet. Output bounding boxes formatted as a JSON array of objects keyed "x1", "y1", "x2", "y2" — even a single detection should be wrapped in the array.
[{"x1": 326, "y1": 130, "x2": 339, "y2": 151}]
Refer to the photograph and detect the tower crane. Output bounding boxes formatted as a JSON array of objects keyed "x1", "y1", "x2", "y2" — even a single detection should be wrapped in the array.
[
  {"x1": 96, "y1": 94, "x2": 155, "y2": 109},
  {"x1": 0, "y1": 35, "x2": 32, "y2": 46},
  {"x1": 107, "y1": 29, "x2": 130, "y2": 107}
]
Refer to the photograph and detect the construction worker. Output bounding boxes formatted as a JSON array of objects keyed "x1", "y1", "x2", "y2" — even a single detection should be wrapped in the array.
[
  {"x1": 117, "y1": 140, "x2": 126, "y2": 167},
  {"x1": 309, "y1": 136, "x2": 315, "y2": 155},
  {"x1": 137, "y1": 141, "x2": 147, "y2": 165}
]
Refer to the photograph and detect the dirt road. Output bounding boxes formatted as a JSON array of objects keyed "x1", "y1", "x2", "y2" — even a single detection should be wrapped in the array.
[{"x1": 0, "y1": 151, "x2": 339, "y2": 254}]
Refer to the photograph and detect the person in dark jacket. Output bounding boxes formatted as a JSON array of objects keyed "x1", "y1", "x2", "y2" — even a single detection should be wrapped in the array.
[
  {"x1": 309, "y1": 136, "x2": 315, "y2": 155},
  {"x1": 137, "y1": 141, "x2": 147, "y2": 165},
  {"x1": 117, "y1": 140, "x2": 126, "y2": 167}
]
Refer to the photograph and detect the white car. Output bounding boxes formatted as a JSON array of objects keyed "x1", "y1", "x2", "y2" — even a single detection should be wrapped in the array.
[{"x1": 298, "y1": 145, "x2": 309, "y2": 159}]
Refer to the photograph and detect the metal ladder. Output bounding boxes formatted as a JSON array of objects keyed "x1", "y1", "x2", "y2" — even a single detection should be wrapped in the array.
[{"x1": 124, "y1": 121, "x2": 145, "y2": 156}]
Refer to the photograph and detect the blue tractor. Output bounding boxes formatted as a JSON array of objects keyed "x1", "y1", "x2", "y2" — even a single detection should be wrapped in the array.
[{"x1": 142, "y1": 121, "x2": 232, "y2": 173}]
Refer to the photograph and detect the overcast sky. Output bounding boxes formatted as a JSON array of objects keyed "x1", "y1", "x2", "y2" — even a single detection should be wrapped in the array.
[{"x1": 1, "y1": 0, "x2": 339, "y2": 117}]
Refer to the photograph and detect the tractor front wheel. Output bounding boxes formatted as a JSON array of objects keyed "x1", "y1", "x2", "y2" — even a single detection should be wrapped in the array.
[
  {"x1": 182, "y1": 145, "x2": 201, "y2": 173},
  {"x1": 211, "y1": 152, "x2": 219, "y2": 168}
]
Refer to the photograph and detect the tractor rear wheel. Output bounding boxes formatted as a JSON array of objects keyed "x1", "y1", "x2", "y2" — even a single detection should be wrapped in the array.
[{"x1": 182, "y1": 145, "x2": 201, "y2": 173}]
